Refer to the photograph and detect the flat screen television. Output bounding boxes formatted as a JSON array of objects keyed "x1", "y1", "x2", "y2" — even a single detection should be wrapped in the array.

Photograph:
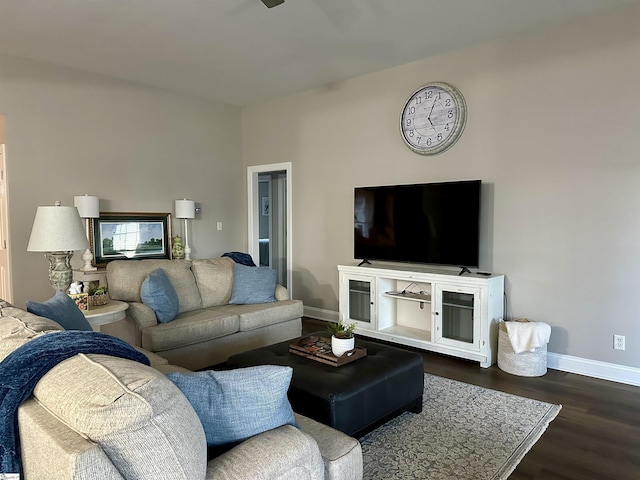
[{"x1": 354, "y1": 180, "x2": 481, "y2": 267}]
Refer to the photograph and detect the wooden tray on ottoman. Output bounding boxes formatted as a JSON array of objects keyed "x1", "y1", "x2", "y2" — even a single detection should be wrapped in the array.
[{"x1": 289, "y1": 336, "x2": 367, "y2": 367}]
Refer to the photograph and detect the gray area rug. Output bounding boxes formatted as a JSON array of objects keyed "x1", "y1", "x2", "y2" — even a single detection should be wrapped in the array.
[{"x1": 359, "y1": 374, "x2": 561, "y2": 480}]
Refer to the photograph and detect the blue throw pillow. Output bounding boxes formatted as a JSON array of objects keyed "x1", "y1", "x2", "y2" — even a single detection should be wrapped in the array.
[
  {"x1": 228, "y1": 263, "x2": 276, "y2": 305},
  {"x1": 26, "y1": 290, "x2": 93, "y2": 331},
  {"x1": 166, "y1": 366, "x2": 297, "y2": 447},
  {"x1": 140, "y1": 268, "x2": 179, "y2": 323}
]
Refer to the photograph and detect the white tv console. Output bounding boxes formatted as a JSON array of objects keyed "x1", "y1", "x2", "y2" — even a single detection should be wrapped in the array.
[{"x1": 338, "y1": 264, "x2": 505, "y2": 368}]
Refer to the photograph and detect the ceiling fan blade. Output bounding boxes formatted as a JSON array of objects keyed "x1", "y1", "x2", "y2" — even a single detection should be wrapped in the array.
[{"x1": 261, "y1": 0, "x2": 285, "y2": 8}]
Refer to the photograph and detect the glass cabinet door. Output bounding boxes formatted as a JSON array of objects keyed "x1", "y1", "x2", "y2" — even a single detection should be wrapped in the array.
[
  {"x1": 340, "y1": 273, "x2": 375, "y2": 329},
  {"x1": 349, "y1": 279, "x2": 371, "y2": 322},
  {"x1": 433, "y1": 284, "x2": 481, "y2": 351}
]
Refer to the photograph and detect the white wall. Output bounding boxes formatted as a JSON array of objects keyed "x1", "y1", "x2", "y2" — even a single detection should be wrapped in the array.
[
  {"x1": 0, "y1": 54, "x2": 244, "y2": 308},
  {"x1": 243, "y1": 3, "x2": 640, "y2": 367}
]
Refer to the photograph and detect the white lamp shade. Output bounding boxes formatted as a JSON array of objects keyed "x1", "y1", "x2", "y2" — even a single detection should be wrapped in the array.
[
  {"x1": 175, "y1": 199, "x2": 195, "y2": 219},
  {"x1": 74, "y1": 195, "x2": 100, "y2": 218},
  {"x1": 27, "y1": 205, "x2": 90, "y2": 252}
]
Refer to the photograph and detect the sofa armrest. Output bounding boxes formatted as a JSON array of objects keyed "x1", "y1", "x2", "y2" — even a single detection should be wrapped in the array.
[
  {"x1": 205, "y1": 425, "x2": 324, "y2": 480},
  {"x1": 275, "y1": 284, "x2": 290, "y2": 301},
  {"x1": 19, "y1": 398, "x2": 125, "y2": 480},
  {"x1": 127, "y1": 302, "x2": 158, "y2": 329},
  {"x1": 133, "y1": 346, "x2": 168, "y2": 366},
  {"x1": 295, "y1": 414, "x2": 363, "y2": 480},
  {"x1": 109, "y1": 302, "x2": 157, "y2": 347}
]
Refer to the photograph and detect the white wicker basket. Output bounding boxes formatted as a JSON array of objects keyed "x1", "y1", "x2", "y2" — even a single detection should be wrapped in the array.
[{"x1": 497, "y1": 319, "x2": 547, "y2": 377}]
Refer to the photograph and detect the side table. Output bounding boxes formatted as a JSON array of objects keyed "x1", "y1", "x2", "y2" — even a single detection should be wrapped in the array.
[
  {"x1": 72, "y1": 268, "x2": 107, "y2": 287},
  {"x1": 83, "y1": 300, "x2": 128, "y2": 331}
]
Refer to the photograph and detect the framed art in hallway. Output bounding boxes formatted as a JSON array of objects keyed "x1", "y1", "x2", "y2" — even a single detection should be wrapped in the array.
[{"x1": 92, "y1": 212, "x2": 172, "y2": 266}]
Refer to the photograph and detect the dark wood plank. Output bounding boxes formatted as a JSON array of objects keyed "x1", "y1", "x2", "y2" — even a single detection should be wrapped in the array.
[{"x1": 303, "y1": 318, "x2": 640, "y2": 479}]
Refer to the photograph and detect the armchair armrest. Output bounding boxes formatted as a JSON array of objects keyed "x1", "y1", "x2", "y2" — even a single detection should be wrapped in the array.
[{"x1": 205, "y1": 425, "x2": 324, "y2": 480}]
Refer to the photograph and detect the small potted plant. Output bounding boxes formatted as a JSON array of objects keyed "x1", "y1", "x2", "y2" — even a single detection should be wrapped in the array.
[
  {"x1": 87, "y1": 284, "x2": 109, "y2": 307},
  {"x1": 327, "y1": 319, "x2": 356, "y2": 357}
]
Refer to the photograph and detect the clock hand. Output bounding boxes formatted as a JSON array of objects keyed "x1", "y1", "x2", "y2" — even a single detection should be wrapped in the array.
[{"x1": 427, "y1": 100, "x2": 437, "y2": 130}]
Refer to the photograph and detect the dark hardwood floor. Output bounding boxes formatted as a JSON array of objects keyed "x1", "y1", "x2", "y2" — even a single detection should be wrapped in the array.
[{"x1": 303, "y1": 318, "x2": 640, "y2": 480}]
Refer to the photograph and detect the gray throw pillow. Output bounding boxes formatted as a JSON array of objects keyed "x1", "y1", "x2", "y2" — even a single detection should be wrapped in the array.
[{"x1": 166, "y1": 366, "x2": 297, "y2": 447}]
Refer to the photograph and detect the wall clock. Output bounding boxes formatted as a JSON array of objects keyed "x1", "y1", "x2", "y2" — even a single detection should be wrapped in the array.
[{"x1": 400, "y1": 82, "x2": 467, "y2": 155}]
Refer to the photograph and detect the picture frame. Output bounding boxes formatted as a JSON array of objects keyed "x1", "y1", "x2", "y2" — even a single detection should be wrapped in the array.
[{"x1": 92, "y1": 212, "x2": 172, "y2": 266}]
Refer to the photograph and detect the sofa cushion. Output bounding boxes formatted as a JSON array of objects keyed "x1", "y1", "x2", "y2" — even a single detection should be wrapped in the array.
[
  {"x1": 140, "y1": 269, "x2": 179, "y2": 323},
  {"x1": 0, "y1": 314, "x2": 62, "y2": 362},
  {"x1": 166, "y1": 366, "x2": 297, "y2": 447},
  {"x1": 141, "y1": 309, "x2": 240, "y2": 352},
  {"x1": 191, "y1": 257, "x2": 235, "y2": 308},
  {"x1": 210, "y1": 300, "x2": 304, "y2": 332},
  {"x1": 107, "y1": 259, "x2": 202, "y2": 313},
  {"x1": 32, "y1": 353, "x2": 207, "y2": 479},
  {"x1": 26, "y1": 290, "x2": 93, "y2": 331},
  {"x1": 229, "y1": 263, "x2": 277, "y2": 305}
]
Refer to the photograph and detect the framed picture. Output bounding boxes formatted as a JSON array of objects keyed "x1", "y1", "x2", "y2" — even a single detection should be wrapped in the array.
[{"x1": 92, "y1": 212, "x2": 172, "y2": 266}]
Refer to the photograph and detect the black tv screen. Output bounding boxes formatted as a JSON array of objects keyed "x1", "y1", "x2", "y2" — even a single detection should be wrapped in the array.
[{"x1": 354, "y1": 180, "x2": 481, "y2": 267}]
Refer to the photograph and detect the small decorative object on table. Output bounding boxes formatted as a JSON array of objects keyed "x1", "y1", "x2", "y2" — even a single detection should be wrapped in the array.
[
  {"x1": 172, "y1": 236, "x2": 185, "y2": 260},
  {"x1": 327, "y1": 319, "x2": 357, "y2": 357},
  {"x1": 68, "y1": 281, "x2": 88, "y2": 310},
  {"x1": 87, "y1": 285, "x2": 109, "y2": 307},
  {"x1": 68, "y1": 293, "x2": 88, "y2": 311},
  {"x1": 289, "y1": 336, "x2": 366, "y2": 367}
]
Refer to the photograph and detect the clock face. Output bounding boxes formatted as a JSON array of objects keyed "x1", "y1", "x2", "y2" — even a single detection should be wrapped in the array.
[{"x1": 400, "y1": 82, "x2": 467, "y2": 155}]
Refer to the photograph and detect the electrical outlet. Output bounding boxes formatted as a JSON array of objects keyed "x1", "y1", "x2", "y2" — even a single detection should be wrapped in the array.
[
  {"x1": 614, "y1": 335, "x2": 625, "y2": 351},
  {"x1": 216, "y1": 221, "x2": 223, "y2": 231}
]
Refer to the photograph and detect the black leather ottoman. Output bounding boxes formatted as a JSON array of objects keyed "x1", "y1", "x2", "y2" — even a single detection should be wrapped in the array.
[{"x1": 227, "y1": 333, "x2": 424, "y2": 438}]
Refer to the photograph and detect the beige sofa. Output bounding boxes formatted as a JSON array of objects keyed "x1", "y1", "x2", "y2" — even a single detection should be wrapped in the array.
[
  {"x1": 106, "y1": 257, "x2": 303, "y2": 370},
  {"x1": 0, "y1": 301, "x2": 363, "y2": 480}
]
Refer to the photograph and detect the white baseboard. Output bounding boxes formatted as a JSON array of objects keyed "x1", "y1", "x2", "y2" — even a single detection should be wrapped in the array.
[
  {"x1": 547, "y1": 352, "x2": 640, "y2": 387},
  {"x1": 303, "y1": 308, "x2": 640, "y2": 387},
  {"x1": 303, "y1": 306, "x2": 338, "y2": 323}
]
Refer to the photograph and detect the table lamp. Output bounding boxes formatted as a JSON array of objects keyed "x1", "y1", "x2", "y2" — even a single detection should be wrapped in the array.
[
  {"x1": 174, "y1": 199, "x2": 195, "y2": 261},
  {"x1": 74, "y1": 194, "x2": 100, "y2": 271},
  {"x1": 27, "y1": 201, "x2": 89, "y2": 291}
]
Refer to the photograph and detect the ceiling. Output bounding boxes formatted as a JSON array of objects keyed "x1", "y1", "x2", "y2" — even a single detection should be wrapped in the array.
[{"x1": 0, "y1": 0, "x2": 637, "y2": 106}]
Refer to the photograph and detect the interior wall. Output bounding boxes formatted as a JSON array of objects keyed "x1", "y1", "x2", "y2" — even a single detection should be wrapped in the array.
[
  {"x1": 243, "y1": 3, "x2": 640, "y2": 367},
  {"x1": 0, "y1": 54, "x2": 244, "y2": 308}
]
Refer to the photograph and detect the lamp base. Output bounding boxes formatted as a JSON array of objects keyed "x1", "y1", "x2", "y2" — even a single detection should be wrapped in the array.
[{"x1": 45, "y1": 251, "x2": 74, "y2": 291}]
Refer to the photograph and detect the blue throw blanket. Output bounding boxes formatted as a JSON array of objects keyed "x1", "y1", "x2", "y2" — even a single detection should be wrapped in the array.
[
  {"x1": 0, "y1": 331, "x2": 150, "y2": 475},
  {"x1": 222, "y1": 252, "x2": 256, "y2": 267}
]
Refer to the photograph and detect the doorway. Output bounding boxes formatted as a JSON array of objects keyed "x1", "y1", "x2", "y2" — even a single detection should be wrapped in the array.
[
  {"x1": 0, "y1": 119, "x2": 13, "y2": 302},
  {"x1": 247, "y1": 163, "x2": 291, "y2": 292}
]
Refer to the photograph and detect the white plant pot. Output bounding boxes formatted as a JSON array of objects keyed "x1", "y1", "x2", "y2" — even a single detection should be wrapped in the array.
[{"x1": 331, "y1": 335, "x2": 355, "y2": 357}]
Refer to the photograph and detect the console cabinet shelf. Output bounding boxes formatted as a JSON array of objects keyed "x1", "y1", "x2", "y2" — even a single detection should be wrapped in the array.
[{"x1": 338, "y1": 264, "x2": 505, "y2": 368}]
